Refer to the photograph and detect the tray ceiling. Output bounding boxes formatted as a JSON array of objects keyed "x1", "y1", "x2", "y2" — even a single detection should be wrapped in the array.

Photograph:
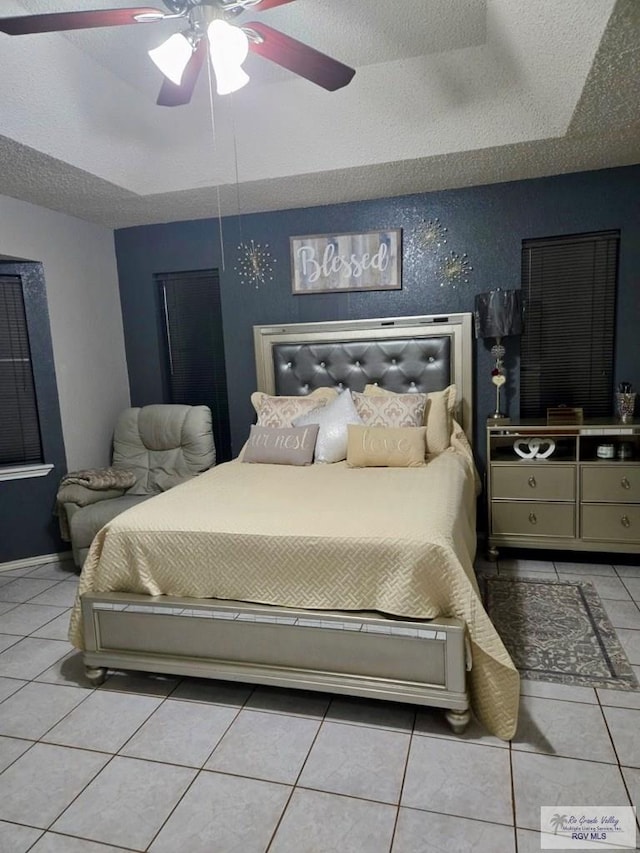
[{"x1": 0, "y1": 0, "x2": 638, "y2": 227}]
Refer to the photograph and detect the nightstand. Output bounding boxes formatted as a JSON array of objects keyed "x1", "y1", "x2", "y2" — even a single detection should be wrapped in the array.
[{"x1": 486, "y1": 419, "x2": 640, "y2": 559}]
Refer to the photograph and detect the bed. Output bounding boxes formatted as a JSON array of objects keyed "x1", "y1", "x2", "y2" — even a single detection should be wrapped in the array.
[{"x1": 69, "y1": 313, "x2": 519, "y2": 740}]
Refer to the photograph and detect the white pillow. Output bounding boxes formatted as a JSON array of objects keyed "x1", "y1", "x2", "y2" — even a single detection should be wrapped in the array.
[{"x1": 293, "y1": 389, "x2": 363, "y2": 463}]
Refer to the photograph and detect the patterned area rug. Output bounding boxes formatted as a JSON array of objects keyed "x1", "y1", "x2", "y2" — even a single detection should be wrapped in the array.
[{"x1": 483, "y1": 576, "x2": 639, "y2": 690}]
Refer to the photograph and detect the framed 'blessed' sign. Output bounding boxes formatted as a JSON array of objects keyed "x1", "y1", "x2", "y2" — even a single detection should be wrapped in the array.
[{"x1": 290, "y1": 229, "x2": 402, "y2": 294}]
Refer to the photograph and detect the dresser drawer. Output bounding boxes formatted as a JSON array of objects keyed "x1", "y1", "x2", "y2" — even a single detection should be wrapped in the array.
[
  {"x1": 581, "y1": 466, "x2": 640, "y2": 503},
  {"x1": 491, "y1": 465, "x2": 575, "y2": 501},
  {"x1": 581, "y1": 504, "x2": 640, "y2": 542},
  {"x1": 492, "y1": 501, "x2": 575, "y2": 538}
]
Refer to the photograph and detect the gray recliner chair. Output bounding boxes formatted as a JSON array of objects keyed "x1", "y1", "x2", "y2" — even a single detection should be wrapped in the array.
[{"x1": 61, "y1": 404, "x2": 216, "y2": 568}]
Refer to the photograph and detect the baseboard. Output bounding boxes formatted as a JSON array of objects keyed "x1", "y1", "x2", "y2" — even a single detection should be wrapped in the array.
[{"x1": 0, "y1": 550, "x2": 73, "y2": 573}]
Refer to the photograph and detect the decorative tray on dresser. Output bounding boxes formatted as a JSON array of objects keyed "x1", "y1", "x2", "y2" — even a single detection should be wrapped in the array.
[{"x1": 486, "y1": 419, "x2": 640, "y2": 558}]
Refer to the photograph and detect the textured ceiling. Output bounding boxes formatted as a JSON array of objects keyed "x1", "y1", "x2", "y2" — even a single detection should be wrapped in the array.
[{"x1": 0, "y1": 0, "x2": 638, "y2": 228}]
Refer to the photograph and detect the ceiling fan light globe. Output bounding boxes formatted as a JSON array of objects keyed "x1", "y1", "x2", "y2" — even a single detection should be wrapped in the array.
[
  {"x1": 214, "y1": 66, "x2": 250, "y2": 95},
  {"x1": 208, "y1": 19, "x2": 250, "y2": 95},
  {"x1": 148, "y1": 32, "x2": 194, "y2": 86}
]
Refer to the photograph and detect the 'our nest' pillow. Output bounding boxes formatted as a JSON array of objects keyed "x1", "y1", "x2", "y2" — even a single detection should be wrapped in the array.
[
  {"x1": 362, "y1": 384, "x2": 457, "y2": 455},
  {"x1": 293, "y1": 389, "x2": 363, "y2": 463},
  {"x1": 346, "y1": 425, "x2": 427, "y2": 468},
  {"x1": 242, "y1": 424, "x2": 319, "y2": 466},
  {"x1": 250, "y1": 387, "x2": 338, "y2": 428}
]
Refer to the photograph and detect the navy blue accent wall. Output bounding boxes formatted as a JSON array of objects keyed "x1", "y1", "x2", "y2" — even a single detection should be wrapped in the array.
[
  {"x1": 114, "y1": 165, "x2": 640, "y2": 466},
  {"x1": 0, "y1": 262, "x2": 67, "y2": 562}
]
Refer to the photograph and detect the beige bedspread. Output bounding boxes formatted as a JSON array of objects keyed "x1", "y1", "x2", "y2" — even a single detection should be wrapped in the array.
[{"x1": 69, "y1": 446, "x2": 519, "y2": 739}]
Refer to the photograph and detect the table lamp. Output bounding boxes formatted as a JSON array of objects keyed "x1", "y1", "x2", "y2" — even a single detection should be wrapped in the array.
[{"x1": 474, "y1": 288, "x2": 523, "y2": 422}]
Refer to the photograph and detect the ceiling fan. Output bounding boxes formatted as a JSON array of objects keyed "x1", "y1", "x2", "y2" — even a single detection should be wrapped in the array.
[{"x1": 0, "y1": 0, "x2": 356, "y2": 106}]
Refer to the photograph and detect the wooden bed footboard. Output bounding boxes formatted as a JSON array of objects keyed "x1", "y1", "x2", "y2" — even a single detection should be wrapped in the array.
[{"x1": 81, "y1": 592, "x2": 471, "y2": 733}]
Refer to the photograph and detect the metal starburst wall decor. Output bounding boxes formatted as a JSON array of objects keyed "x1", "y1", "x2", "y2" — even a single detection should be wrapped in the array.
[
  {"x1": 439, "y1": 251, "x2": 473, "y2": 288},
  {"x1": 235, "y1": 240, "x2": 276, "y2": 289},
  {"x1": 415, "y1": 217, "x2": 448, "y2": 251}
]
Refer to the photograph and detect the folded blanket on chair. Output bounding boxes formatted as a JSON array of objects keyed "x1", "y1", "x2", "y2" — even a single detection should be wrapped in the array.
[
  {"x1": 59, "y1": 467, "x2": 137, "y2": 492},
  {"x1": 55, "y1": 467, "x2": 137, "y2": 541}
]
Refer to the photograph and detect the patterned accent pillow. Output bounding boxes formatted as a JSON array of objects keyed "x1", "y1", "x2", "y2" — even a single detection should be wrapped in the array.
[
  {"x1": 346, "y1": 426, "x2": 427, "y2": 468},
  {"x1": 362, "y1": 384, "x2": 457, "y2": 455},
  {"x1": 352, "y1": 391, "x2": 427, "y2": 429},
  {"x1": 242, "y1": 424, "x2": 319, "y2": 465},
  {"x1": 250, "y1": 388, "x2": 338, "y2": 428}
]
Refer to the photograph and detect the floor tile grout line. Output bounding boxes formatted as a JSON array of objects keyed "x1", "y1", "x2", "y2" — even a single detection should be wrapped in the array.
[
  {"x1": 0, "y1": 577, "x2": 66, "y2": 609},
  {"x1": 111, "y1": 680, "x2": 181, "y2": 758},
  {"x1": 0, "y1": 818, "x2": 44, "y2": 849},
  {"x1": 594, "y1": 688, "x2": 638, "y2": 824},
  {"x1": 280, "y1": 781, "x2": 406, "y2": 813},
  {"x1": 593, "y1": 686, "x2": 619, "y2": 762},
  {"x1": 518, "y1": 687, "x2": 599, "y2": 706},
  {"x1": 509, "y1": 742, "x2": 519, "y2": 853},
  {"x1": 508, "y1": 746, "x2": 625, "y2": 768},
  {"x1": 33, "y1": 667, "x2": 171, "y2": 761},
  {"x1": 0, "y1": 736, "x2": 41, "y2": 779},
  {"x1": 263, "y1": 691, "x2": 334, "y2": 851},
  {"x1": 387, "y1": 709, "x2": 419, "y2": 852},
  {"x1": 140, "y1": 680, "x2": 256, "y2": 852},
  {"x1": 138, "y1": 767, "x2": 202, "y2": 853},
  {"x1": 19, "y1": 601, "x2": 74, "y2": 641},
  {"x1": 41, "y1": 749, "x2": 119, "y2": 837},
  {"x1": 393, "y1": 802, "x2": 520, "y2": 832},
  {"x1": 25, "y1": 827, "x2": 136, "y2": 852},
  {"x1": 411, "y1": 727, "x2": 508, "y2": 749},
  {"x1": 617, "y1": 573, "x2": 640, "y2": 605},
  {"x1": 0, "y1": 601, "x2": 21, "y2": 618},
  {"x1": 0, "y1": 622, "x2": 70, "y2": 643},
  {"x1": 0, "y1": 641, "x2": 79, "y2": 686},
  {"x1": 167, "y1": 691, "x2": 246, "y2": 771}
]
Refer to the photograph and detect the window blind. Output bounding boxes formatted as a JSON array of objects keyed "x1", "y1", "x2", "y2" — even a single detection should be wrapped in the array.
[
  {"x1": 0, "y1": 275, "x2": 43, "y2": 465},
  {"x1": 157, "y1": 269, "x2": 231, "y2": 462},
  {"x1": 520, "y1": 231, "x2": 619, "y2": 419}
]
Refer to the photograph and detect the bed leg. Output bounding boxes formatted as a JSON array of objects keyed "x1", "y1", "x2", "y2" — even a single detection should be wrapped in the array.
[
  {"x1": 445, "y1": 707, "x2": 471, "y2": 735},
  {"x1": 85, "y1": 666, "x2": 108, "y2": 687},
  {"x1": 487, "y1": 545, "x2": 499, "y2": 561}
]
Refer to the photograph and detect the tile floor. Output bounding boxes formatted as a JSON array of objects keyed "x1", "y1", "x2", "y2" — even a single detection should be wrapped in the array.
[{"x1": 0, "y1": 555, "x2": 639, "y2": 852}]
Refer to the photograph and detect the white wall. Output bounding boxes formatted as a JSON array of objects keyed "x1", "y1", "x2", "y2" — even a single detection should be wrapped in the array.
[{"x1": 0, "y1": 194, "x2": 130, "y2": 470}]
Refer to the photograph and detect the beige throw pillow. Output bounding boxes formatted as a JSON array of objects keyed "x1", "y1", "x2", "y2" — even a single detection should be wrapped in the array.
[
  {"x1": 346, "y1": 426, "x2": 427, "y2": 468},
  {"x1": 362, "y1": 384, "x2": 456, "y2": 455},
  {"x1": 251, "y1": 387, "x2": 338, "y2": 428}
]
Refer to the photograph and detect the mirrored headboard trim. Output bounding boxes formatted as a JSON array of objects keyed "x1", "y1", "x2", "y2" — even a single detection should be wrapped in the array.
[{"x1": 253, "y1": 313, "x2": 474, "y2": 445}]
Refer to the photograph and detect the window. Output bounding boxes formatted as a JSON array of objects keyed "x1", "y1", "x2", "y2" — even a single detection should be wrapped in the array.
[
  {"x1": 0, "y1": 274, "x2": 43, "y2": 466},
  {"x1": 157, "y1": 269, "x2": 231, "y2": 462},
  {"x1": 520, "y1": 231, "x2": 619, "y2": 419}
]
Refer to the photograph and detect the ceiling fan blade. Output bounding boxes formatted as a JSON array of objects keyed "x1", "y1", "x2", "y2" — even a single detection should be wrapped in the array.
[
  {"x1": 156, "y1": 38, "x2": 206, "y2": 107},
  {"x1": 245, "y1": 22, "x2": 355, "y2": 91},
  {"x1": 0, "y1": 8, "x2": 166, "y2": 36},
  {"x1": 247, "y1": 0, "x2": 297, "y2": 10}
]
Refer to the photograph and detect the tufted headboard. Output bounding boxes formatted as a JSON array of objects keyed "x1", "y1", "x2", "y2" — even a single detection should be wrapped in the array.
[{"x1": 254, "y1": 314, "x2": 474, "y2": 445}]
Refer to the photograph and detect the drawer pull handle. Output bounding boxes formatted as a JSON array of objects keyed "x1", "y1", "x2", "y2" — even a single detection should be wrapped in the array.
[
  {"x1": 621, "y1": 477, "x2": 631, "y2": 490},
  {"x1": 621, "y1": 515, "x2": 631, "y2": 528},
  {"x1": 528, "y1": 513, "x2": 537, "y2": 525},
  {"x1": 528, "y1": 476, "x2": 537, "y2": 488}
]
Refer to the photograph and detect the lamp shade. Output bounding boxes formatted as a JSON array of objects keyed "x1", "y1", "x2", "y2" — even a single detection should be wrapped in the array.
[{"x1": 474, "y1": 289, "x2": 523, "y2": 339}]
